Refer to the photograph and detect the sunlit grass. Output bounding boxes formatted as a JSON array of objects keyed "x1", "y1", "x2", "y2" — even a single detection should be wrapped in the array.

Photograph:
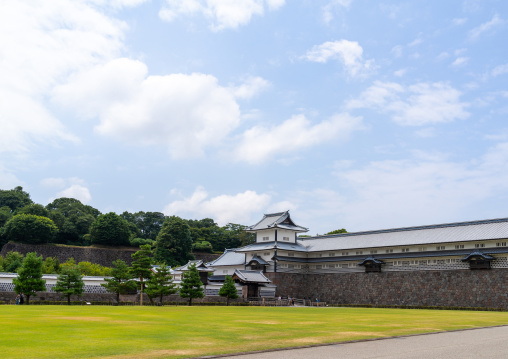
[{"x1": 1, "y1": 305, "x2": 508, "y2": 358}]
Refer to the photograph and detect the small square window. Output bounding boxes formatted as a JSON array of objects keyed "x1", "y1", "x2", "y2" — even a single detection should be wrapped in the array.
[
  {"x1": 455, "y1": 244, "x2": 464, "y2": 249},
  {"x1": 342, "y1": 252, "x2": 349, "y2": 256},
  {"x1": 386, "y1": 249, "x2": 393, "y2": 253},
  {"x1": 355, "y1": 251, "x2": 363, "y2": 255}
]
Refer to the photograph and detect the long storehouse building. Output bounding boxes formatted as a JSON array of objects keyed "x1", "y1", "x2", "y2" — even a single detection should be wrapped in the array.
[{"x1": 208, "y1": 211, "x2": 508, "y2": 308}]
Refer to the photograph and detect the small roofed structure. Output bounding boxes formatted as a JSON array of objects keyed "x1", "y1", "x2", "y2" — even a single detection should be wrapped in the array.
[
  {"x1": 246, "y1": 255, "x2": 269, "y2": 272},
  {"x1": 358, "y1": 257, "x2": 384, "y2": 273},
  {"x1": 461, "y1": 251, "x2": 494, "y2": 270},
  {"x1": 231, "y1": 269, "x2": 272, "y2": 298},
  {"x1": 175, "y1": 260, "x2": 214, "y2": 285}
]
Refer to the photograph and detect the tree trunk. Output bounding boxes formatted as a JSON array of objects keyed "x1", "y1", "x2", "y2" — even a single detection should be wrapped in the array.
[
  {"x1": 188, "y1": 297, "x2": 192, "y2": 306},
  {"x1": 26, "y1": 295, "x2": 30, "y2": 305},
  {"x1": 227, "y1": 297, "x2": 230, "y2": 306},
  {"x1": 67, "y1": 295, "x2": 71, "y2": 305},
  {"x1": 116, "y1": 292, "x2": 120, "y2": 304},
  {"x1": 159, "y1": 294, "x2": 163, "y2": 305},
  {"x1": 140, "y1": 279, "x2": 143, "y2": 306}
]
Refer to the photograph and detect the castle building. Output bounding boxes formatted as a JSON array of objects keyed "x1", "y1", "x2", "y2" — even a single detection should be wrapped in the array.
[{"x1": 208, "y1": 211, "x2": 508, "y2": 307}]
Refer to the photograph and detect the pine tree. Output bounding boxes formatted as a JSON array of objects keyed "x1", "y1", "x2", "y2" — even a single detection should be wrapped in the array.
[
  {"x1": 145, "y1": 264, "x2": 177, "y2": 304},
  {"x1": 130, "y1": 244, "x2": 153, "y2": 306},
  {"x1": 13, "y1": 252, "x2": 46, "y2": 305},
  {"x1": 179, "y1": 263, "x2": 204, "y2": 306},
  {"x1": 154, "y1": 216, "x2": 193, "y2": 267},
  {"x1": 54, "y1": 265, "x2": 84, "y2": 305},
  {"x1": 218, "y1": 275, "x2": 238, "y2": 306},
  {"x1": 101, "y1": 259, "x2": 137, "y2": 303}
]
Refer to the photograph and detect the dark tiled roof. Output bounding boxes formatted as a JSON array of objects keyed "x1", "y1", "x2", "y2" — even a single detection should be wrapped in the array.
[
  {"x1": 461, "y1": 251, "x2": 495, "y2": 261},
  {"x1": 232, "y1": 270, "x2": 271, "y2": 283},
  {"x1": 246, "y1": 211, "x2": 308, "y2": 232},
  {"x1": 358, "y1": 257, "x2": 384, "y2": 266},
  {"x1": 247, "y1": 255, "x2": 269, "y2": 265}
]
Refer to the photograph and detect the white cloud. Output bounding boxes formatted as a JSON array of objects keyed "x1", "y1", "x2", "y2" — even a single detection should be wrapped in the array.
[
  {"x1": 347, "y1": 81, "x2": 469, "y2": 126},
  {"x1": 53, "y1": 59, "x2": 244, "y2": 158},
  {"x1": 322, "y1": 0, "x2": 352, "y2": 23},
  {"x1": 492, "y1": 64, "x2": 508, "y2": 77},
  {"x1": 393, "y1": 69, "x2": 407, "y2": 77},
  {"x1": 159, "y1": 0, "x2": 285, "y2": 31},
  {"x1": 234, "y1": 113, "x2": 364, "y2": 164},
  {"x1": 329, "y1": 143, "x2": 508, "y2": 231},
  {"x1": 231, "y1": 76, "x2": 270, "y2": 99},
  {"x1": 163, "y1": 187, "x2": 271, "y2": 225},
  {"x1": 469, "y1": 14, "x2": 504, "y2": 40},
  {"x1": 0, "y1": 1, "x2": 127, "y2": 154},
  {"x1": 303, "y1": 40, "x2": 375, "y2": 77},
  {"x1": 56, "y1": 184, "x2": 92, "y2": 204},
  {"x1": 0, "y1": 165, "x2": 20, "y2": 189},
  {"x1": 451, "y1": 57, "x2": 469, "y2": 67}
]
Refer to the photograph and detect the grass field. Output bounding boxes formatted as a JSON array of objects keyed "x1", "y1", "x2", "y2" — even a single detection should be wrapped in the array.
[{"x1": 2, "y1": 306, "x2": 508, "y2": 359}]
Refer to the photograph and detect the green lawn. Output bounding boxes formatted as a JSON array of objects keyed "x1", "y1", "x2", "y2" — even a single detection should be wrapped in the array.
[{"x1": 2, "y1": 306, "x2": 508, "y2": 359}]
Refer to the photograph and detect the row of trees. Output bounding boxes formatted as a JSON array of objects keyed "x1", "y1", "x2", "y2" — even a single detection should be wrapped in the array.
[
  {"x1": 0, "y1": 187, "x2": 255, "y2": 265},
  {"x1": 12, "y1": 245, "x2": 239, "y2": 306}
]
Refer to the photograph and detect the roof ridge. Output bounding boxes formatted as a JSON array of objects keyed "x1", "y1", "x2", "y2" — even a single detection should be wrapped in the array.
[{"x1": 303, "y1": 217, "x2": 508, "y2": 240}]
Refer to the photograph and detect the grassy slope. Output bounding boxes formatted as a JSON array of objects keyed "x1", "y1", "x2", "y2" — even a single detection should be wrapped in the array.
[{"x1": 1, "y1": 306, "x2": 508, "y2": 359}]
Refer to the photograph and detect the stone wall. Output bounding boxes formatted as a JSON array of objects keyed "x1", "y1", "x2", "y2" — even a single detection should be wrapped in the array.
[
  {"x1": 0, "y1": 243, "x2": 221, "y2": 267},
  {"x1": 1, "y1": 242, "x2": 137, "y2": 266},
  {"x1": 269, "y1": 269, "x2": 508, "y2": 309}
]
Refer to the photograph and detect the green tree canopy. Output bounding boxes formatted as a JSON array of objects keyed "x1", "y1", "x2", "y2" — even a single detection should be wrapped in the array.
[
  {"x1": 0, "y1": 186, "x2": 33, "y2": 212},
  {"x1": 46, "y1": 198, "x2": 100, "y2": 245},
  {"x1": 90, "y1": 212, "x2": 131, "y2": 246},
  {"x1": 130, "y1": 244, "x2": 153, "y2": 305},
  {"x1": 16, "y1": 203, "x2": 50, "y2": 217},
  {"x1": 54, "y1": 265, "x2": 84, "y2": 305},
  {"x1": 3, "y1": 214, "x2": 58, "y2": 244},
  {"x1": 326, "y1": 228, "x2": 348, "y2": 235},
  {"x1": 0, "y1": 206, "x2": 13, "y2": 227},
  {"x1": 42, "y1": 257, "x2": 61, "y2": 274},
  {"x1": 121, "y1": 211, "x2": 166, "y2": 241},
  {"x1": 218, "y1": 275, "x2": 239, "y2": 306},
  {"x1": 13, "y1": 252, "x2": 46, "y2": 304},
  {"x1": 154, "y1": 216, "x2": 193, "y2": 267},
  {"x1": 178, "y1": 263, "x2": 204, "y2": 306},
  {"x1": 145, "y1": 264, "x2": 177, "y2": 304},
  {"x1": 101, "y1": 259, "x2": 137, "y2": 303},
  {"x1": 1, "y1": 251, "x2": 24, "y2": 272}
]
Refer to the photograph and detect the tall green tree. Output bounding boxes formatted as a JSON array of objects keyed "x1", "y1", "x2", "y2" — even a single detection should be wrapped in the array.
[
  {"x1": 154, "y1": 216, "x2": 193, "y2": 267},
  {"x1": 145, "y1": 264, "x2": 177, "y2": 304},
  {"x1": 121, "y1": 211, "x2": 165, "y2": 241},
  {"x1": 13, "y1": 252, "x2": 46, "y2": 305},
  {"x1": 101, "y1": 259, "x2": 137, "y2": 303},
  {"x1": 0, "y1": 186, "x2": 33, "y2": 212},
  {"x1": 0, "y1": 206, "x2": 13, "y2": 227},
  {"x1": 54, "y1": 265, "x2": 84, "y2": 305},
  {"x1": 179, "y1": 263, "x2": 204, "y2": 306},
  {"x1": 90, "y1": 212, "x2": 131, "y2": 246},
  {"x1": 42, "y1": 257, "x2": 61, "y2": 274},
  {"x1": 16, "y1": 204, "x2": 50, "y2": 217},
  {"x1": 130, "y1": 244, "x2": 153, "y2": 306},
  {"x1": 3, "y1": 214, "x2": 58, "y2": 244},
  {"x1": 218, "y1": 275, "x2": 239, "y2": 306}
]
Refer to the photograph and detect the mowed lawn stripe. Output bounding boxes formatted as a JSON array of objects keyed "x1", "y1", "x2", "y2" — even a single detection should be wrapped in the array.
[{"x1": 1, "y1": 306, "x2": 508, "y2": 359}]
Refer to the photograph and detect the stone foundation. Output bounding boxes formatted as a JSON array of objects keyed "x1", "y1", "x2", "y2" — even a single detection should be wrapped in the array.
[{"x1": 268, "y1": 269, "x2": 508, "y2": 309}]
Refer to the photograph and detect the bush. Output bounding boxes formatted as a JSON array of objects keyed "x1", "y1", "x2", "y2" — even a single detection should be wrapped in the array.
[{"x1": 129, "y1": 237, "x2": 154, "y2": 247}]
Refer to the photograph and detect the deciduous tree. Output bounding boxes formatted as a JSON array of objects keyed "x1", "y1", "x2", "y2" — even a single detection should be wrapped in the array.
[
  {"x1": 90, "y1": 213, "x2": 131, "y2": 246},
  {"x1": 54, "y1": 265, "x2": 84, "y2": 305},
  {"x1": 218, "y1": 275, "x2": 238, "y2": 306},
  {"x1": 0, "y1": 186, "x2": 33, "y2": 212},
  {"x1": 13, "y1": 252, "x2": 46, "y2": 305},
  {"x1": 154, "y1": 216, "x2": 193, "y2": 267},
  {"x1": 179, "y1": 263, "x2": 204, "y2": 306},
  {"x1": 3, "y1": 214, "x2": 58, "y2": 244}
]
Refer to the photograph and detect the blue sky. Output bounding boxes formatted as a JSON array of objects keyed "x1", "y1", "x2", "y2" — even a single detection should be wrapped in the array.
[{"x1": 1, "y1": 0, "x2": 508, "y2": 234}]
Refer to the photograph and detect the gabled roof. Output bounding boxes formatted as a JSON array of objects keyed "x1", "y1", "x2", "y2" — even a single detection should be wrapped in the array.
[
  {"x1": 461, "y1": 251, "x2": 495, "y2": 262},
  {"x1": 232, "y1": 270, "x2": 272, "y2": 284},
  {"x1": 247, "y1": 255, "x2": 269, "y2": 266},
  {"x1": 358, "y1": 257, "x2": 384, "y2": 266},
  {"x1": 246, "y1": 211, "x2": 308, "y2": 233},
  {"x1": 300, "y1": 217, "x2": 508, "y2": 252},
  {"x1": 175, "y1": 260, "x2": 214, "y2": 272},
  {"x1": 207, "y1": 249, "x2": 245, "y2": 267}
]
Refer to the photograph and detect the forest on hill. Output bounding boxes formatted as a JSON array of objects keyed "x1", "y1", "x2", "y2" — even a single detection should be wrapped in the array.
[{"x1": 0, "y1": 187, "x2": 254, "y2": 267}]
